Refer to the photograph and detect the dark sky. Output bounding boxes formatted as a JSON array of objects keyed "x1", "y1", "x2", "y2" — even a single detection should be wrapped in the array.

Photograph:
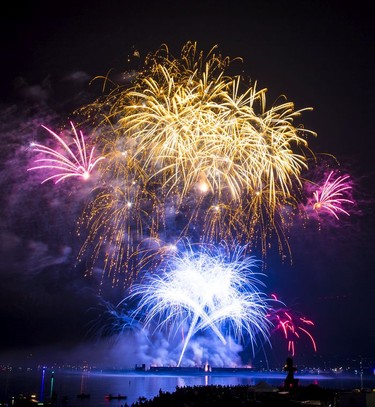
[{"x1": 0, "y1": 0, "x2": 374, "y2": 368}]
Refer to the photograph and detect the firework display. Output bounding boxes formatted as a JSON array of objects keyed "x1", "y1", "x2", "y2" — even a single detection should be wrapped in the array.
[{"x1": 27, "y1": 41, "x2": 356, "y2": 365}]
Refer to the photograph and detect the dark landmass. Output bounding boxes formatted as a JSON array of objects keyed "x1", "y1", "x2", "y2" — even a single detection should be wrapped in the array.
[{"x1": 128, "y1": 383, "x2": 372, "y2": 407}]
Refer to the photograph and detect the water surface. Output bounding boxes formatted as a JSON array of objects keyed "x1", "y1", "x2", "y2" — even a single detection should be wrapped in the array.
[{"x1": 1, "y1": 368, "x2": 373, "y2": 406}]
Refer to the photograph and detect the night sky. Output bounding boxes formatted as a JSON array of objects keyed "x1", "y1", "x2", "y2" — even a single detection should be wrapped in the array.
[{"x1": 0, "y1": 1, "x2": 374, "y2": 368}]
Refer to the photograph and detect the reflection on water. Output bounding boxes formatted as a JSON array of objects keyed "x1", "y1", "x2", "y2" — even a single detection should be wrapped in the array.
[
  {"x1": 0, "y1": 368, "x2": 374, "y2": 406},
  {"x1": 79, "y1": 370, "x2": 89, "y2": 395}
]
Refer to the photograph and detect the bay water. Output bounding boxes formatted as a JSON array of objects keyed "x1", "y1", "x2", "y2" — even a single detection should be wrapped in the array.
[{"x1": 1, "y1": 368, "x2": 374, "y2": 406}]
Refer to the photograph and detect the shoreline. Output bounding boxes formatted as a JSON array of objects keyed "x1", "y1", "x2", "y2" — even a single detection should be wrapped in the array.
[
  {"x1": 3, "y1": 368, "x2": 373, "y2": 406},
  {"x1": 128, "y1": 383, "x2": 375, "y2": 407}
]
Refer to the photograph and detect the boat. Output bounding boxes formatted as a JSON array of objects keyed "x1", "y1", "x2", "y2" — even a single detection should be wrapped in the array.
[
  {"x1": 105, "y1": 394, "x2": 127, "y2": 400},
  {"x1": 77, "y1": 393, "x2": 90, "y2": 399}
]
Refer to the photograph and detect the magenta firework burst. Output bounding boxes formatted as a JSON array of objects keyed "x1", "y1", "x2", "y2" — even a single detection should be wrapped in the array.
[
  {"x1": 28, "y1": 122, "x2": 105, "y2": 183},
  {"x1": 312, "y1": 171, "x2": 354, "y2": 219},
  {"x1": 267, "y1": 295, "x2": 317, "y2": 357},
  {"x1": 303, "y1": 170, "x2": 354, "y2": 220}
]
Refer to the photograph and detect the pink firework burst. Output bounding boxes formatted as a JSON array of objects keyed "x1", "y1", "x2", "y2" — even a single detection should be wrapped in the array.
[
  {"x1": 28, "y1": 122, "x2": 105, "y2": 183},
  {"x1": 268, "y1": 295, "x2": 317, "y2": 357},
  {"x1": 312, "y1": 171, "x2": 354, "y2": 219}
]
